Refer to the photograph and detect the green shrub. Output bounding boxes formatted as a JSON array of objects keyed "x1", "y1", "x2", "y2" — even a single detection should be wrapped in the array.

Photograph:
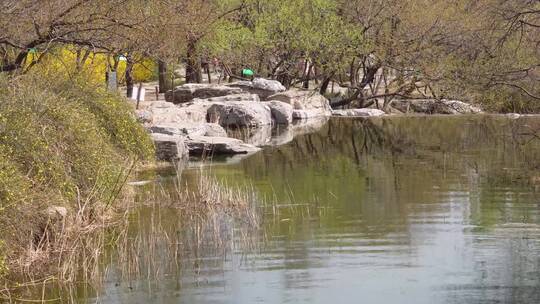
[
  {"x1": 479, "y1": 88, "x2": 540, "y2": 114},
  {"x1": 0, "y1": 72, "x2": 154, "y2": 273},
  {"x1": 0, "y1": 148, "x2": 30, "y2": 210},
  {"x1": 0, "y1": 74, "x2": 153, "y2": 203}
]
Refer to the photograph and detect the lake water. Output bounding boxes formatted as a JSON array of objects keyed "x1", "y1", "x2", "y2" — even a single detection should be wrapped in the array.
[{"x1": 53, "y1": 116, "x2": 540, "y2": 303}]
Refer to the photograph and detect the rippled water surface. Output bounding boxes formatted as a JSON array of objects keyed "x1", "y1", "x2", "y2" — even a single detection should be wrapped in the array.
[{"x1": 68, "y1": 116, "x2": 540, "y2": 303}]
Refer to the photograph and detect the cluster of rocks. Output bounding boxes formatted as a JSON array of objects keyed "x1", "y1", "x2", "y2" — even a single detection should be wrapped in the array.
[
  {"x1": 392, "y1": 99, "x2": 483, "y2": 114},
  {"x1": 331, "y1": 99, "x2": 483, "y2": 117},
  {"x1": 140, "y1": 78, "x2": 333, "y2": 161},
  {"x1": 140, "y1": 78, "x2": 486, "y2": 162}
]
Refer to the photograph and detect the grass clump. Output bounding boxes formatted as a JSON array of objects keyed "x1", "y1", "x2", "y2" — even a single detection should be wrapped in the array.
[
  {"x1": 0, "y1": 71, "x2": 154, "y2": 280},
  {"x1": 0, "y1": 241, "x2": 7, "y2": 277}
]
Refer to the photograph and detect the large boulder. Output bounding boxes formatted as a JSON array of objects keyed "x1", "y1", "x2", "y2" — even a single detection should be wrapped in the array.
[
  {"x1": 149, "y1": 101, "x2": 210, "y2": 124},
  {"x1": 264, "y1": 101, "x2": 293, "y2": 125},
  {"x1": 185, "y1": 136, "x2": 261, "y2": 155},
  {"x1": 332, "y1": 108, "x2": 386, "y2": 117},
  {"x1": 151, "y1": 133, "x2": 188, "y2": 161},
  {"x1": 147, "y1": 94, "x2": 263, "y2": 126},
  {"x1": 207, "y1": 101, "x2": 272, "y2": 127},
  {"x1": 268, "y1": 89, "x2": 332, "y2": 119},
  {"x1": 253, "y1": 78, "x2": 286, "y2": 93},
  {"x1": 165, "y1": 83, "x2": 243, "y2": 104},
  {"x1": 227, "y1": 78, "x2": 286, "y2": 100}
]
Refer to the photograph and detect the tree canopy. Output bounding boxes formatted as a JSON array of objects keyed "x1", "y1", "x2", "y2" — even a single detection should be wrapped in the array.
[{"x1": 0, "y1": 0, "x2": 538, "y2": 112}]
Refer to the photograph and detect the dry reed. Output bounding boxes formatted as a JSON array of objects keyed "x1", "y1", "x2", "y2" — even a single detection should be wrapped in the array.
[{"x1": 0, "y1": 160, "x2": 262, "y2": 302}]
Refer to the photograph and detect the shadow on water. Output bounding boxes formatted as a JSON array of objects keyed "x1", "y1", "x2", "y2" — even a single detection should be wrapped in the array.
[{"x1": 9, "y1": 115, "x2": 540, "y2": 303}]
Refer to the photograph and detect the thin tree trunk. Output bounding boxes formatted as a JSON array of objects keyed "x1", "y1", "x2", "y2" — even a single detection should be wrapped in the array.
[
  {"x1": 204, "y1": 61, "x2": 212, "y2": 84},
  {"x1": 349, "y1": 58, "x2": 357, "y2": 86},
  {"x1": 278, "y1": 73, "x2": 291, "y2": 88},
  {"x1": 320, "y1": 76, "x2": 332, "y2": 95},
  {"x1": 330, "y1": 64, "x2": 380, "y2": 108},
  {"x1": 229, "y1": 66, "x2": 237, "y2": 83},
  {"x1": 303, "y1": 60, "x2": 313, "y2": 89},
  {"x1": 158, "y1": 60, "x2": 168, "y2": 93},
  {"x1": 125, "y1": 55, "x2": 135, "y2": 98},
  {"x1": 0, "y1": 43, "x2": 37, "y2": 73},
  {"x1": 185, "y1": 40, "x2": 202, "y2": 83},
  {"x1": 75, "y1": 48, "x2": 91, "y2": 72},
  {"x1": 170, "y1": 62, "x2": 175, "y2": 92}
]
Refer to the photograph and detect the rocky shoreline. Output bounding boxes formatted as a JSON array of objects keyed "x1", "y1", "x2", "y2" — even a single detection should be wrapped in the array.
[
  {"x1": 136, "y1": 78, "x2": 486, "y2": 162},
  {"x1": 137, "y1": 79, "x2": 335, "y2": 161}
]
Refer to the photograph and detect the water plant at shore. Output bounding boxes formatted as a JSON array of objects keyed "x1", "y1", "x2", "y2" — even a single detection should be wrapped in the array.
[
  {"x1": 111, "y1": 168, "x2": 261, "y2": 284},
  {"x1": 0, "y1": 164, "x2": 264, "y2": 301}
]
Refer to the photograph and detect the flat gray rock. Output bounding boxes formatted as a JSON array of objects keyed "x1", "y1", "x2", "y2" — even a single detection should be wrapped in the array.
[
  {"x1": 191, "y1": 93, "x2": 260, "y2": 103},
  {"x1": 506, "y1": 113, "x2": 521, "y2": 119},
  {"x1": 252, "y1": 78, "x2": 286, "y2": 93},
  {"x1": 185, "y1": 136, "x2": 261, "y2": 155},
  {"x1": 149, "y1": 123, "x2": 227, "y2": 137},
  {"x1": 150, "y1": 102, "x2": 211, "y2": 124},
  {"x1": 292, "y1": 109, "x2": 329, "y2": 120},
  {"x1": 332, "y1": 108, "x2": 386, "y2": 117},
  {"x1": 165, "y1": 83, "x2": 243, "y2": 104},
  {"x1": 227, "y1": 78, "x2": 286, "y2": 100}
]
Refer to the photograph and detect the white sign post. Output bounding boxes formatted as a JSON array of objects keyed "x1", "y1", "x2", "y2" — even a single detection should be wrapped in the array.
[{"x1": 130, "y1": 87, "x2": 145, "y2": 102}]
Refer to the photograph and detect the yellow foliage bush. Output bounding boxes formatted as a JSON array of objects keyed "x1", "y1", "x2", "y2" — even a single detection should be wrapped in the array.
[{"x1": 28, "y1": 47, "x2": 157, "y2": 85}]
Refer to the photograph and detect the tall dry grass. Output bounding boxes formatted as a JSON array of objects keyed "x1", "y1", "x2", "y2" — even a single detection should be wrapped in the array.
[{"x1": 0, "y1": 162, "x2": 262, "y2": 302}]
